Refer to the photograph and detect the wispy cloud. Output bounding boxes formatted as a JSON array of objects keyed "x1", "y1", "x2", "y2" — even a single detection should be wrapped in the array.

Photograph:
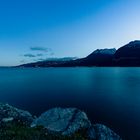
[
  {"x1": 36, "y1": 53, "x2": 43, "y2": 56},
  {"x1": 38, "y1": 58, "x2": 46, "y2": 61},
  {"x1": 32, "y1": 58, "x2": 46, "y2": 62},
  {"x1": 24, "y1": 54, "x2": 36, "y2": 57},
  {"x1": 20, "y1": 46, "x2": 54, "y2": 64},
  {"x1": 30, "y1": 46, "x2": 51, "y2": 52}
]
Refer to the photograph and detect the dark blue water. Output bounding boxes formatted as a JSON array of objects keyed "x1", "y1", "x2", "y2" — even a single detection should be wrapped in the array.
[{"x1": 0, "y1": 67, "x2": 140, "y2": 139}]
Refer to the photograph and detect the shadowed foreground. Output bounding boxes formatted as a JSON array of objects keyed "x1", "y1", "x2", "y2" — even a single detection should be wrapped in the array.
[
  {"x1": 0, "y1": 122, "x2": 86, "y2": 140},
  {"x1": 0, "y1": 103, "x2": 122, "y2": 140}
]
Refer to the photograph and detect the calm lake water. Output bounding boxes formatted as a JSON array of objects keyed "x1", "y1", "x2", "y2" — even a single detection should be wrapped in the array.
[{"x1": 0, "y1": 67, "x2": 140, "y2": 139}]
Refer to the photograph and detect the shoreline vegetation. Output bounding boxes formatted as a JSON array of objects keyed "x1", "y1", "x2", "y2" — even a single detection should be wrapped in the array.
[
  {"x1": 0, "y1": 103, "x2": 122, "y2": 140},
  {"x1": 18, "y1": 40, "x2": 140, "y2": 68}
]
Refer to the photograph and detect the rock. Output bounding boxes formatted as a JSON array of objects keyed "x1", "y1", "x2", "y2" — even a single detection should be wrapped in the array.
[
  {"x1": 2, "y1": 117, "x2": 14, "y2": 123},
  {"x1": 87, "y1": 126, "x2": 96, "y2": 140},
  {"x1": 31, "y1": 107, "x2": 91, "y2": 135},
  {"x1": 0, "y1": 104, "x2": 123, "y2": 139},
  {"x1": 93, "y1": 124, "x2": 122, "y2": 140},
  {"x1": 31, "y1": 108, "x2": 122, "y2": 140},
  {"x1": 0, "y1": 103, "x2": 34, "y2": 126}
]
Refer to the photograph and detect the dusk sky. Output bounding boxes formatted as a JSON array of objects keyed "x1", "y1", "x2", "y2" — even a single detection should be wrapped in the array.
[{"x1": 0, "y1": 0, "x2": 140, "y2": 66}]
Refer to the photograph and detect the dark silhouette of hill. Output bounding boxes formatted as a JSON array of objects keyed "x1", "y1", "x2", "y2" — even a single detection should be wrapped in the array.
[{"x1": 113, "y1": 40, "x2": 140, "y2": 66}]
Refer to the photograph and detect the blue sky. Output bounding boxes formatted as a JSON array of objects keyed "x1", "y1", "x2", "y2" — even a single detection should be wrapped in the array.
[{"x1": 0, "y1": 0, "x2": 140, "y2": 66}]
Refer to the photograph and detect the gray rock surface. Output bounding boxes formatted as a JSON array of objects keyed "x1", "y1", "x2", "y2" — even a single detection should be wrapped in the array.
[
  {"x1": 87, "y1": 126, "x2": 96, "y2": 139},
  {"x1": 0, "y1": 103, "x2": 34, "y2": 125},
  {"x1": 31, "y1": 107, "x2": 91, "y2": 135},
  {"x1": 93, "y1": 124, "x2": 122, "y2": 140},
  {"x1": 31, "y1": 107, "x2": 122, "y2": 140}
]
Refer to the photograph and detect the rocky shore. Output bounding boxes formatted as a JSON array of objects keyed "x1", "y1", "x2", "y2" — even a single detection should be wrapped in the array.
[{"x1": 0, "y1": 103, "x2": 122, "y2": 140}]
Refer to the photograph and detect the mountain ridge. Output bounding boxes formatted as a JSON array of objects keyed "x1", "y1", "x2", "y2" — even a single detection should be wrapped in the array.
[{"x1": 19, "y1": 40, "x2": 140, "y2": 67}]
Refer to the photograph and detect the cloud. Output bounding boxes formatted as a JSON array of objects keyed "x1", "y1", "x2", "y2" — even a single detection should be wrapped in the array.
[
  {"x1": 36, "y1": 53, "x2": 43, "y2": 56},
  {"x1": 23, "y1": 53, "x2": 44, "y2": 58},
  {"x1": 30, "y1": 46, "x2": 50, "y2": 52},
  {"x1": 24, "y1": 54, "x2": 36, "y2": 57},
  {"x1": 32, "y1": 58, "x2": 46, "y2": 62},
  {"x1": 38, "y1": 58, "x2": 46, "y2": 61},
  {"x1": 20, "y1": 46, "x2": 54, "y2": 63}
]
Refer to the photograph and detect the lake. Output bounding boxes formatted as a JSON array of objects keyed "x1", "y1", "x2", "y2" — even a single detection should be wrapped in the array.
[{"x1": 0, "y1": 67, "x2": 140, "y2": 139}]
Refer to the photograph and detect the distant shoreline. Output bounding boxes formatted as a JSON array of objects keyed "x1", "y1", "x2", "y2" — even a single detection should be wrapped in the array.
[{"x1": 17, "y1": 41, "x2": 140, "y2": 68}]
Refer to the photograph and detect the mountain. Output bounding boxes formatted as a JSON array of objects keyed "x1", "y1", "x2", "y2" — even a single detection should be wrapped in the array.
[
  {"x1": 19, "y1": 41, "x2": 140, "y2": 67},
  {"x1": 42, "y1": 57, "x2": 78, "y2": 61},
  {"x1": 19, "y1": 57, "x2": 78, "y2": 67},
  {"x1": 83, "y1": 48, "x2": 116, "y2": 66},
  {"x1": 19, "y1": 48, "x2": 116, "y2": 67},
  {"x1": 113, "y1": 40, "x2": 140, "y2": 66}
]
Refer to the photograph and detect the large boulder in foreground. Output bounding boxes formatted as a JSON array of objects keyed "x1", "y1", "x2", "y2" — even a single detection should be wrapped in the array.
[
  {"x1": 0, "y1": 103, "x2": 34, "y2": 126},
  {"x1": 31, "y1": 108, "x2": 122, "y2": 140},
  {"x1": 31, "y1": 108, "x2": 91, "y2": 135}
]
